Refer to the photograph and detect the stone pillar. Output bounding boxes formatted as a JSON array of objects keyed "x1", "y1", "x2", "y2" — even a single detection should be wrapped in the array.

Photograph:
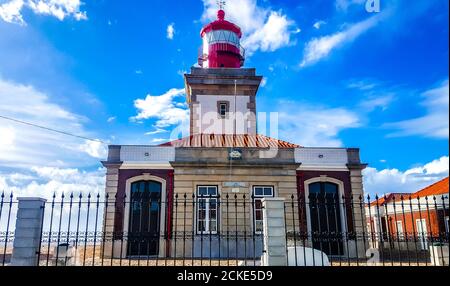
[
  {"x1": 11, "y1": 198, "x2": 46, "y2": 266},
  {"x1": 261, "y1": 198, "x2": 287, "y2": 266},
  {"x1": 101, "y1": 145, "x2": 122, "y2": 259},
  {"x1": 347, "y1": 148, "x2": 369, "y2": 259}
]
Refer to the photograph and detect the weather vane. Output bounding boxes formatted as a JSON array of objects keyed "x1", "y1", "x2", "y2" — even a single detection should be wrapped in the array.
[{"x1": 217, "y1": 0, "x2": 226, "y2": 10}]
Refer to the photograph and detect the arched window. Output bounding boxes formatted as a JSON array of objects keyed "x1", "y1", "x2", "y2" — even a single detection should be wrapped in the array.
[{"x1": 308, "y1": 182, "x2": 344, "y2": 256}]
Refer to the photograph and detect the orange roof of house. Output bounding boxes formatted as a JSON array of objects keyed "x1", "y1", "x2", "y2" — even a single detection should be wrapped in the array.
[
  {"x1": 369, "y1": 177, "x2": 449, "y2": 206},
  {"x1": 411, "y1": 177, "x2": 449, "y2": 199},
  {"x1": 159, "y1": 134, "x2": 300, "y2": 148},
  {"x1": 369, "y1": 193, "x2": 409, "y2": 207}
]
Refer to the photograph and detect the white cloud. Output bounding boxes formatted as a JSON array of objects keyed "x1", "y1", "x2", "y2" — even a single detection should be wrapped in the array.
[
  {"x1": 359, "y1": 94, "x2": 394, "y2": 112},
  {"x1": 385, "y1": 80, "x2": 449, "y2": 139},
  {"x1": 0, "y1": 166, "x2": 105, "y2": 230},
  {"x1": 363, "y1": 156, "x2": 449, "y2": 198},
  {"x1": 313, "y1": 20, "x2": 326, "y2": 29},
  {"x1": 79, "y1": 140, "x2": 107, "y2": 159},
  {"x1": 145, "y1": 128, "x2": 168, "y2": 136},
  {"x1": 300, "y1": 14, "x2": 383, "y2": 67},
  {"x1": 274, "y1": 101, "x2": 360, "y2": 147},
  {"x1": 166, "y1": 23, "x2": 175, "y2": 40},
  {"x1": 0, "y1": 78, "x2": 104, "y2": 169},
  {"x1": 131, "y1": 88, "x2": 189, "y2": 128},
  {"x1": 201, "y1": 0, "x2": 297, "y2": 55},
  {"x1": 107, "y1": 116, "x2": 116, "y2": 123},
  {"x1": 260, "y1": 77, "x2": 267, "y2": 87},
  {"x1": 0, "y1": 0, "x2": 87, "y2": 25}
]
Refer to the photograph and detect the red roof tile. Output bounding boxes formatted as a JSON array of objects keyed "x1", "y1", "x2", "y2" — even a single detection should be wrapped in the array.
[
  {"x1": 411, "y1": 177, "x2": 449, "y2": 199},
  {"x1": 159, "y1": 134, "x2": 300, "y2": 148},
  {"x1": 369, "y1": 177, "x2": 449, "y2": 206}
]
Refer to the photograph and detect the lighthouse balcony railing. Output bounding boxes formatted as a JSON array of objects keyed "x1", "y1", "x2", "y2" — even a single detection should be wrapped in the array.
[{"x1": 198, "y1": 43, "x2": 245, "y2": 61}]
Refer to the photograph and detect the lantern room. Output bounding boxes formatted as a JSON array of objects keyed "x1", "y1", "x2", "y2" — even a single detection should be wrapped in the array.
[{"x1": 199, "y1": 9, "x2": 245, "y2": 68}]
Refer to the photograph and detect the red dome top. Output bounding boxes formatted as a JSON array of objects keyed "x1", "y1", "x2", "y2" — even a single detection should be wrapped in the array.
[{"x1": 200, "y1": 10, "x2": 242, "y2": 38}]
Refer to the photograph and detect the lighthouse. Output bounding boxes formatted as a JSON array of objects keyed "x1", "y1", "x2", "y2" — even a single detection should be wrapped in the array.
[
  {"x1": 185, "y1": 7, "x2": 263, "y2": 135},
  {"x1": 199, "y1": 9, "x2": 245, "y2": 68}
]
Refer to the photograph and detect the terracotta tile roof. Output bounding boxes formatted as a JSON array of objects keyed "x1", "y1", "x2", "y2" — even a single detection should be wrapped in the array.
[
  {"x1": 159, "y1": 134, "x2": 300, "y2": 148},
  {"x1": 369, "y1": 177, "x2": 449, "y2": 206},
  {"x1": 369, "y1": 193, "x2": 409, "y2": 207},
  {"x1": 411, "y1": 177, "x2": 449, "y2": 199}
]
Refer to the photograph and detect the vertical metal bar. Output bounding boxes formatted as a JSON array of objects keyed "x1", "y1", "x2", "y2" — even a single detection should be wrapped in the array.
[
  {"x1": 324, "y1": 194, "x2": 332, "y2": 266},
  {"x1": 136, "y1": 190, "x2": 143, "y2": 267},
  {"x1": 342, "y1": 194, "x2": 351, "y2": 266},
  {"x1": 92, "y1": 193, "x2": 100, "y2": 266},
  {"x1": 314, "y1": 193, "x2": 324, "y2": 266},
  {"x1": 64, "y1": 193, "x2": 74, "y2": 266},
  {"x1": 217, "y1": 195, "x2": 221, "y2": 266},
  {"x1": 226, "y1": 194, "x2": 230, "y2": 267},
  {"x1": 391, "y1": 196, "x2": 402, "y2": 265},
  {"x1": 119, "y1": 194, "x2": 126, "y2": 267},
  {"x1": 200, "y1": 194, "x2": 204, "y2": 266},
  {"x1": 149, "y1": 194, "x2": 154, "y2": 266},
  {"x1": 251, "y1": 195, "x2": 256, "y2": 267},
  {"x1": 234, "y1": 194, "x2": 238, "y2": 266},
  {"x1": 400, "y1": 196, "x2": 411, "y2": 266},
  {"x1": 408, "y1": 195, "x2": 419, "y2": 265},
  {"x1": 375, "y1": 195, "x2": 385, "y2": 266},
  {"x1": 101, "y1": 193, "x2": 108, "y2": 267},
  {"x1": 309, "y1": 194, "x2": 316, "y2": 267},
  {"x1": 174, "y1": 194, "x2": 179, "y2": 266},
  {"x1": 0, "y1": 192, "x2": 4, "y2": 263},
  {"x1": 111, "y1": 193, "x2": 117, "y2": 266},
  {"x1": 424, "y1": 196, "x2": 436, "y2": 266},
  {"x1": 183, "y1": 194, "x2": 187, "y2": 267},
  {"x1": 438, "y1": 195, "x2": 447, "y2": 265},
  {"x1": 416, "y1": 197, "x2": 427, "y2": 266},
  {"x1": 46, "y1": 193, "x2": 56, "y2": 266},
  {"x1": 291, "y1": 195, "x2": 298, "y2": 266},
  {"x1": 209, "y1": 193, "x2": 212, "y2": 267},
  {"x1": 283, "y1": 202, "x2": 289, "y2": 266},
  {"x1": 335, "y1": 193, "x2": 343, "y2": 266},
  {"x1": 350, "y1": 194, "x2": 359, "y2": 266},
  {"x1": 55, "y1": 193, "x2": 65, "y2": 266},
  {"x1": 382, "y1": 196, "x2": 393, "y2": 266},
  {"x1": 191, "y1": 193, "x2": 196, "y2": 266},
  {"x1": 243, "y1": 194, "x2": 247, "y2": 266},
  {"x1": 299, "y1": 194, "x2": 307, "y2": 267},
  {"x1": 2, "y1": 193, "x2": 13, "y2": 266},
  {"x1": 75, "y1": 193, "x2": 83, "y2": 266},
  {"x1": 83, "y1": 194, "x2": 91, "y2": 266}
]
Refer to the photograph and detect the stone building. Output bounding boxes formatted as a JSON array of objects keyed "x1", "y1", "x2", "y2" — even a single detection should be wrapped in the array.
[{"x1": 101, "y1": 8, "x2": 367, "y2": 260}]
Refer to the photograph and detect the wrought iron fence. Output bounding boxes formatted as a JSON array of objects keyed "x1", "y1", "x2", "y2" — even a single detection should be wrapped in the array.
[
  {"x1": 284, "y1": 193, "x2": 449, "y2": 266},
  {"x1": 1, "y1": 191, "x2": 449, "y2": 266}
]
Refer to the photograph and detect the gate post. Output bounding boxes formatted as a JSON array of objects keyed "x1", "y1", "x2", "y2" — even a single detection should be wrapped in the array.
[
  {"x1": 261, "y1": 198, "x2": 287, "y2": 266},
  {"x1": 11, "y1": 198, "x2": 46, "y2": 266}
]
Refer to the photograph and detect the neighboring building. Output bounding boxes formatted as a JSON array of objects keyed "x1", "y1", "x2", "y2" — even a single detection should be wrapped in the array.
[
  {"x1": 366, "y1": 177, "x2": 449, "y2": 251},
  {"x1": 101, "y1": 8, "x2": 367, "y2": 259}
]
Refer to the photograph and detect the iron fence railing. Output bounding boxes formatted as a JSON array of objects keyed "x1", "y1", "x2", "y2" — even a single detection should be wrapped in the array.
[{"x1": 1, "y1": 191, "x2": 449, "y2": 266}]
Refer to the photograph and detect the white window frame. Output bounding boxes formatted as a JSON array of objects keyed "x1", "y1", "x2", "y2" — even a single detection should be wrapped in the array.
[
  {"x1": 252, "y1": 186, "x2": 275, "y2": 234},
  {"x1": 396, "y1": 221, "x2": 404, "y2": 239},
  {"x1": 196, "y1": 186, "x2": 219, "y2": 235}
]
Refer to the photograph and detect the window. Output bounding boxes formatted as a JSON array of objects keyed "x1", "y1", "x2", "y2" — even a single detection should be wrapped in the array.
[
  {"x1": 197, "y1": 186, "x2": 219, "y2": 235},
  {"x1": 396, "y1": 221, "x2": 404, "y2": 239},
  {"x1": 252, "y1": 186, "x2": 274, "y2": 233},
  {"x1": 218, "y1": 102, "x2": 229, "y2": 118}
]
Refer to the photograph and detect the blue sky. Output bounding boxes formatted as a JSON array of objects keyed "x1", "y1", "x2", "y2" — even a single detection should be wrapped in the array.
[{"x1": 0, "y1": 0, "x2": 448, "y2": 198}]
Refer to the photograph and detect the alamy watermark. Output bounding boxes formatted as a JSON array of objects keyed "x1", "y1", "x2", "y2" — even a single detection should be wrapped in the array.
[{"x1": 366, "y1": 0, "x2": 381, "y2": 13}]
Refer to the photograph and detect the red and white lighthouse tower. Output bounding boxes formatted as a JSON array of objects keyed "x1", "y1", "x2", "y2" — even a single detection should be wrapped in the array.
[
  {"x1": 185, "y1": 3, "x2": 262, "y2": 136},
  {"x1": 199, "y1": 9, "x2": 245, "y2": 68}
]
